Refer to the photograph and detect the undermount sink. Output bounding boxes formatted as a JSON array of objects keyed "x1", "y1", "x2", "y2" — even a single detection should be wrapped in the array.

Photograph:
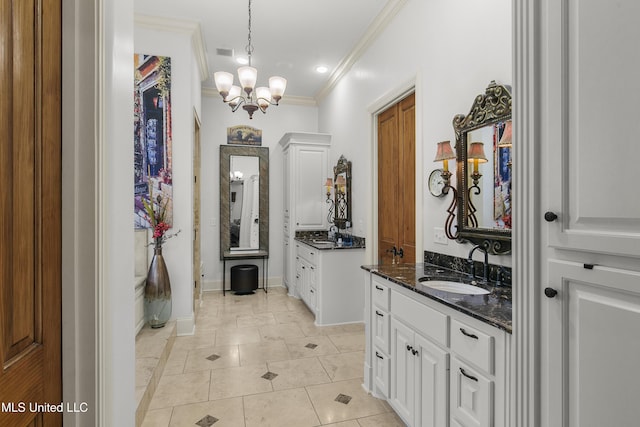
[
  {"x1": 419, "y1": 279, "x2": 490, "y2": 295},
  {"x1": 312, "y1": 240, "x2": 335, "y2": 244}
]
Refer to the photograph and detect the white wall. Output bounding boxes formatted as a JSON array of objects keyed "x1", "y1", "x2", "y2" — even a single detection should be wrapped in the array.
[
  {"x1": 135, "y1": 26, "x2": 202, "y2": 334},
  {"x1": 200, "y1": 97, "x2": 318, "y2": 289},
  {"x1": 318, "y1": 0, "x2": 513, "y2": 266}
]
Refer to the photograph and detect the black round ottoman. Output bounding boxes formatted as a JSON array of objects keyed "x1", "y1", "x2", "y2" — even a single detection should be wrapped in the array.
[{"x1": 230, "y1": 264, "x2": 258, "y2": 294}]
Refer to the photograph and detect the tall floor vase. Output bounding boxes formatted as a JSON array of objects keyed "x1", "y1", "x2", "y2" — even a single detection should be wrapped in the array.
[{"x1": 145, "y1": 247, "x2": 172, "y2": 328}]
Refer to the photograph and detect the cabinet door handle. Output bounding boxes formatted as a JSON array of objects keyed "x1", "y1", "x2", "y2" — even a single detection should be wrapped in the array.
[
  {"x1": 459, "y1": 328, "x2": 479, "y2": 339},
  {"x1": 544, "y1": 211, "x2": 558, "y2": 222},
  {"x1": 544, "y1": 287, "x2": 558, "y2": 298},
  {"x1": 411, "y1": 348, "x2": 419, "y2": 356},
  {"x1": 406, "y1": 344, "x2": 413, "y2": 352},
  {"x1": 310, "y1": 266, "x2": 315, "y2": 270},
  {"x1": 310, "y1": 252, "x2": 314, "y2": 255},
  {"x1": 375, "y1": 285, "x2": 383, "y2": 291},
  {"x1": 375, "y1": 351, "x2": 384, "y2": 360},
  {"x1": 375, "y1": 310, "x2": 384, "y2": 317},
  {"x1": 460, "y1": 367, "x2": 478, "y2": 382},
  {"x1": 310, "y1": 289, "x2": 314, "y2": 293},
  {"x1": 302, "y1": 266, "x2": 305, "y2": 269}
]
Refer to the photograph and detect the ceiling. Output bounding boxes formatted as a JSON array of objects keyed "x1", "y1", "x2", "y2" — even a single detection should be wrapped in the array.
[{"x1": 134, "y1": 0, "x2": 399, "y2": 103}]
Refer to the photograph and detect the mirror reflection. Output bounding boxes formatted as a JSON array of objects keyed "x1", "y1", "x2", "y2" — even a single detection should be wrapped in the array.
[
  {"x1": 219, "y1": 145, "x2": 269, "y2": 257},
  {"x1": 229, "y1": 155, "x2": 260, "y2": 250},
  {"x1": 452, "y1": 80, "x2": 512, "y2": 254},
  {"x1": 466, "y1": 120, "x2": 512, "y2": 230}
]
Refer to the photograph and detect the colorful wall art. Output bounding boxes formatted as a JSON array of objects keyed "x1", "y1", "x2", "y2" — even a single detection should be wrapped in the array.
[{"x1": 134, "y1": 54, "x2": 173, "y2": 229}]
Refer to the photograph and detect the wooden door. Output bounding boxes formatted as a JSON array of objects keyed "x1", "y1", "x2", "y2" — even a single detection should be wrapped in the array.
[
  {"x1": 0, "y1": 0, "x2": 62, "y2": 426},
  {"x1": 377, "y1": 93, "x2": 415, "y2": 264},
  {"x1": 193, "y1": 116, "x2": 201, "y2": 314}
]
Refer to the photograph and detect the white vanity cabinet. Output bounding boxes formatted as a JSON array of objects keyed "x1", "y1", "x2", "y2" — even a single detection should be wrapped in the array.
[
  {"x1": 364, "y1": 273, "x2": 511, "y2": 427},
  {"x1": 279, "y1": 132, "x2": 331, "y2": 296},
  {"x1": 295, "y1": 241, "x2": 365, "y2": 325}
]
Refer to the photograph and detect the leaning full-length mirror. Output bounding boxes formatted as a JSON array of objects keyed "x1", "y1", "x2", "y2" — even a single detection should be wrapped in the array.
[
  {"x1": 220, "y1": 145, "x2": 269, "y2": 256},
  {"x1": 453, "y1": 81, "x2": 512, "y2": 254}
]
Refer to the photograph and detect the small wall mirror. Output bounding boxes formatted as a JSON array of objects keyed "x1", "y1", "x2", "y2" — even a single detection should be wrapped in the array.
[
  {"x1": 332, "y1": 155, "x2": 352, "y2": 229},
  {"x1": 220, "y1": 145, "x2": 269, "y2": 256},
  {"x1": 453, "y1": 81, "x2": 512, "y2": 254}
]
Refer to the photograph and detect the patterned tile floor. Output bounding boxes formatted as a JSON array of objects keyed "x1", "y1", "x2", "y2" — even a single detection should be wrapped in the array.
[{"x1": 141, "y1": 286, "x2": 406, "y2": 427}]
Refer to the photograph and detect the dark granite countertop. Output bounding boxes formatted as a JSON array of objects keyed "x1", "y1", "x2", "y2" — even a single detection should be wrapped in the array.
[
  {"x1": 294, "y1": 230, "x2": 365, "y2": 250},
  {"x1": 361, "y1": 263, "x2": 512, "y2": 333},
  {"x1": 295, "y1": 236, "x2": 366, "y2": 250}
]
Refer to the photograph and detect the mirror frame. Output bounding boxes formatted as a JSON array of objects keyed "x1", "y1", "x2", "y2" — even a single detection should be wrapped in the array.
[
  {"x1": 219, "y1": 145, "x2": 269, "y2": 257},
  {"x1": 453, "y1": 81, "x2": 512, "y2": 254},
  {"x1": 333, "y1": 155, "x2": 352, "y2": 229}
]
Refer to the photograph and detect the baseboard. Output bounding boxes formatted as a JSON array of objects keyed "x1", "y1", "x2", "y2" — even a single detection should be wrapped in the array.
[{"x1": 175, "y1": 314, "x2": 195, "y2": 336}]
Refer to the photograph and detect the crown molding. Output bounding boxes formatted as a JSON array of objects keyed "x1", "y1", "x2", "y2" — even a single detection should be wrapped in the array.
[
  {"x1": 134, "y1": 14, "x2": 209, "y2": 81},
  {"x1": 202, "y1": 86, "x2": 317, "y2": 107},
  {"x1": 314, "y1": 0, "x2": 407, "y2": 103}
]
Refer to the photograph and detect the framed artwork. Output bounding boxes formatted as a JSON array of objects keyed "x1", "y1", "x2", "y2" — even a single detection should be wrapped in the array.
[
  {"x1": 133, "y1": 54, "x2": 173, "y2": 229},
  {"x1": 227, "y1": 125, "x2": 262, "y2": 146}
]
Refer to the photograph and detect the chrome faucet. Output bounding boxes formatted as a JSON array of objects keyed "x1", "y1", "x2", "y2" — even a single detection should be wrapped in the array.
[{"x1": 468, "y1": 244, "x2": 489, "y2": 283}]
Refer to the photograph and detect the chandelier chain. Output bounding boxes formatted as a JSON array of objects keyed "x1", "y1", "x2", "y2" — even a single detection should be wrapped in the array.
[{"x1": 246, "y1": 0, "x2": 254, "y2": 65}]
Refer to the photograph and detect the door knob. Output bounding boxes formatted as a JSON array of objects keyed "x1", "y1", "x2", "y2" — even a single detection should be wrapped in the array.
[
  {"x1": 544, "y1": 211, "x2": 558, "y2": 222},
  {"x1": 544, "y1": 287, "x2": 558, "y2": 298}
]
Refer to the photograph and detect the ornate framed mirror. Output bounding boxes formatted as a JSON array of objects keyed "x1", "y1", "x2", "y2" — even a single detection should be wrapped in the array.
[
  {"x1": 332, "y1": 155, "x2": 352, "y2": 229},
  {"x1": 219, "y1": 145, "x2": 269, "y2": 257},
  {"x1": 453, "y1": 81, "x2": 512, "y2": 254}
]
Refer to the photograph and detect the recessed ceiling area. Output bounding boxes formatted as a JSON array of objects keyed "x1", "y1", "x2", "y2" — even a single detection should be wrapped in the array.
[{"x1": 134, "y1": 0, "x2": 395, "y2": 102}]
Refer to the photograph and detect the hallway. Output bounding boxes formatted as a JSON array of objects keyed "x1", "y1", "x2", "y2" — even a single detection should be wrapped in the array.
[{"x1": 140, "y1": 287, "x2": 404, "y2": 426}]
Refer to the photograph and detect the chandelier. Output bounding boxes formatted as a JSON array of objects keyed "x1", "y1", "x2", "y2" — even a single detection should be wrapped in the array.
[{"x1": 213, "y1": 0, "x2": 287, "y2": 119}]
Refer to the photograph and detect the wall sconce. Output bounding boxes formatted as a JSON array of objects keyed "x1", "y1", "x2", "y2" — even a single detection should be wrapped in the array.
[
  {"x1": 466, "y1": 142, "x2": 487, "y2": 228},
  {"x1": 467, "y1": 142, "x2": 487, "y2": 185},
  {"x1": 433, "y1": 140, "x2": 458, "y2": 240}
]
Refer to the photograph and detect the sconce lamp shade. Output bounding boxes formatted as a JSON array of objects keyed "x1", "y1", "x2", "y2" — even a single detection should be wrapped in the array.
[
  {"x1": 335, "y1": 176, "x2": 346, "y2": 191},
  {"x1": 325, "y1": 178, "x2": 333, "y2": 193},
  {"x1": 498, "y1": 121, "x2": 513, "y2": 147},
  {"x1": 434, "y1": 140, "x2": 456, "y2": 172},
  {"x1": 434, "y1": 140, "x2": 456, "y2": 162},
  {"x1": 467, "y1": 142, "x2": 488, "y2": 163}
]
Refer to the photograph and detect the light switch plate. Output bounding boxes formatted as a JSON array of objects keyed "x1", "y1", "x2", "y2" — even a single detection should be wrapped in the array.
[{"x1": 434, "y1": 227, "x2": 448, "y2": 245}]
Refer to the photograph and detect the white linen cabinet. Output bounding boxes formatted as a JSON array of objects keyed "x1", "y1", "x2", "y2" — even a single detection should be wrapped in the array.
[{"x1": 279, "y1": 132, "x2": 331, "y2": 297}]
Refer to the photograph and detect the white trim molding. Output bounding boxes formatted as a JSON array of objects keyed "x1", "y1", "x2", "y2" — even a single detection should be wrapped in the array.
[
  {"x1": 513, "y1": 0, "x2": 541, "y2": 426},
  {"x1": 315, "y1": 0, "x2": 408, "y2": 103},
  {"x1": 134, "y1": 14, "x2": 209, "y2": 81}
]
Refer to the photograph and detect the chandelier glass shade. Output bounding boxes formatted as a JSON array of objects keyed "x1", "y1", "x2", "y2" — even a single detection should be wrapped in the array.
[{"x1": 213, "y1": 0, "x2": 287, "y2": 119}]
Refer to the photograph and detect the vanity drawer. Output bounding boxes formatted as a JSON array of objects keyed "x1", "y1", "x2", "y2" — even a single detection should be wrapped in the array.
[
  {"x1": 450, "y1": 318, "x2": 494, "y2": 374},
  {"x1": 450, "y1": 357, "x2": 494, "y2": 427},
  {"x1": 372, "y1": 277, "x2": 390, "y2": 311},
  {"x1": 372, "y1": 307, "x2": 390, "y2": 353},
  {"x1": 373, "y1": 347, "x2": 390, "y2": 398},
  {"x1": 296, "y1": 243, "x2": 318, "y2": 264},
  {"x1": 391, "y1": 291, "x2": 448, "y2": 347}
]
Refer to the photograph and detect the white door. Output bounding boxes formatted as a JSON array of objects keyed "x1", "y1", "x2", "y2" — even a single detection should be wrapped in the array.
[
  {"x1": 545, "y1": 260, "x2": 640, "y2": 427},
  {"x1": 415, "y1": 333, "x2": 449, "y2": 427},
  {"x1": 539, "y1": 1, "x2": 640, "y2": 425},
  {"x1": 390, "y1": 318, "x2": 415, "y2": 426},
  {"x1": 543, "y1": 0, "x2": 640, "y2": 258},
  {"x1": 294, "y1": 146, "x2": 328, "y2": 229}
]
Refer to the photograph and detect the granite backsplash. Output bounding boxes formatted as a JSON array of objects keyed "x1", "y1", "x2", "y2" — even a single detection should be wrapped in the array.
[{"x1": 424, "y1": 250, "x2": 512, "y2": 286}]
